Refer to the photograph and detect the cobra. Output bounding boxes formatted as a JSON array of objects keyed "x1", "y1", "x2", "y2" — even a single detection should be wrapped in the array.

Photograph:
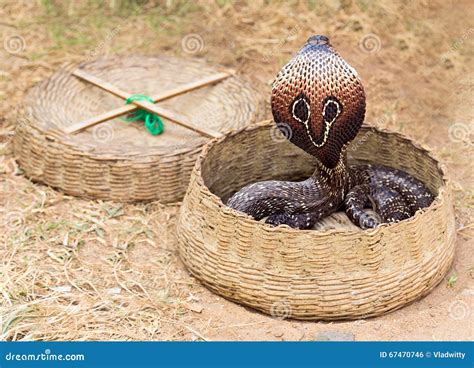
[{"x1": 227, "y1": 35, "x2": 434, "y2": 230}]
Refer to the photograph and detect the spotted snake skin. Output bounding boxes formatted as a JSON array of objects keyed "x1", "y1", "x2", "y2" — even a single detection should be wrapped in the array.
[{"x1": 227, "y1": 35, "x2": 434, "y2": 230}]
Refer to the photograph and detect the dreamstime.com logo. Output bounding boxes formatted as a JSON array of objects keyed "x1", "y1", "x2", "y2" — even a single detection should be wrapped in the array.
[
  {"x1": 349, "y1": 129, "x2": 376, "y2": 153},
  {"x1": 92, "y1": 123, "x2": 115, "y2": 143},
  {"x1": 440, "y1": 28, "x2": 474, "y2": 61},
  {"x1": 3, "y1": 35, "x2": 26, "y2": 55},
  {"x1": 270, "y1": 300, "x2": 292, "y2": 320},
  {"x1": 359, "y1": 33, "x2": 381, "y2": 54},
  {"x1": 87, "y1": 23, "x2": 123, "y2": 61},
  {"x1": 448, "y1": 300, "x2": 470, "y2": 320},
  {"x1": 2, "y1": 210, "x2": 24, "y2": 230},
  {"x1": 448, "y1": 122, "x2": 473, "y2": 147},
  {"x1": 181, "y1": 33, "x2": 204, "y2": 54},
  {"x1": 263, "y1": 25, "x2": 300, "y2": 62},
  {"x1": 4, "y1": 349, "x2": 85, "y2": 362},
  {"x1": 270, "y1": 123, "x2": 293, "y2": 143}
]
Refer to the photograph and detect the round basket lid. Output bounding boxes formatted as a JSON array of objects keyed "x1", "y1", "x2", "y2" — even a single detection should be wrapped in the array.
[{"x1": 14, "y1": 55, "x2": 263, "y2": 203}]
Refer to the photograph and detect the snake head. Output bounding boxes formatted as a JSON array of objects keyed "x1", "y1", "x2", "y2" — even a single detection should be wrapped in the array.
[{"x1": 271, "y1": 35, "x2": 366, "y2": 169}]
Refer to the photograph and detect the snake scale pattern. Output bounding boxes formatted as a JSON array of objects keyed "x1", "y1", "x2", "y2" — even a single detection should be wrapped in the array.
[{"x1": 227, "y1": 35, "x2": 434, "y2": 230}]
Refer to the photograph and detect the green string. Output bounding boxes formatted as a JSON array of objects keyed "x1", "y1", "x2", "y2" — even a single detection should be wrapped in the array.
[{"x1": 122, "y1": 94, "x2": 164, "y2": 135}]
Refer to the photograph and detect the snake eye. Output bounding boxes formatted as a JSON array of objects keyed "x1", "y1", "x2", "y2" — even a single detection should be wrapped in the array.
[
  {"x1": 291, "y1": 95, "x2": 310, "y2": 123},
  {"x1": 322, "y1": 96, "x2": 342, "y2": 123}
]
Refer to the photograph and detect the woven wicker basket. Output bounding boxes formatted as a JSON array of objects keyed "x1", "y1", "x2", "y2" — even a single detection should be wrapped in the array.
[
  {"x1": 177, "y1": 120, "x2": 456, "y2": 320},
  {"x1": 13, "y1": 55, "x2": 262, "y2": 203}
]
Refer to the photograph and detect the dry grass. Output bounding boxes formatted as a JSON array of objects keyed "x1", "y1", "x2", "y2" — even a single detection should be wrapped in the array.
[{"x1": 1, "y1": 0, "x2": 473, "y2": 341}]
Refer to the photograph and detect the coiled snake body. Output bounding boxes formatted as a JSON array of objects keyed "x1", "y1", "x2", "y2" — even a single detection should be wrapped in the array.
[{"x1": 227, "y1": 35, "x2": 434, "y2": 229}]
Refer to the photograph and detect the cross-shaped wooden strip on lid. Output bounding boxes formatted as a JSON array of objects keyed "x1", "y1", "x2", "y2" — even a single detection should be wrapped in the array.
[{"x1": 64, "y1": 68, "x2": 234, "y2": 139}]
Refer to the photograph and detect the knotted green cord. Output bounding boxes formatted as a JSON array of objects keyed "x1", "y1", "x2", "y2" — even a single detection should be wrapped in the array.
[{"x1": 122, "y1": 94, "x2": 164, "y2": 135}]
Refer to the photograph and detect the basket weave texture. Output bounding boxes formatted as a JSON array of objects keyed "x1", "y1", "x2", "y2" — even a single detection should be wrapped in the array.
[
  {"x1": 13, "y1": 55, "x2": 262, "y2": 203},
  {"x1": 177, "y1": 120, "x2": 456, "y2": 320}
]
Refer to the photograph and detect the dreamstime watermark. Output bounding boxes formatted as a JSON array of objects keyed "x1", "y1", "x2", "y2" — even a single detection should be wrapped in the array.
[
  {"x1": 16, "y1": 109, "x2": 33, "y2": 130},
  {"x1": 1, "y1": 108, "x2": 31, "y2": 167},
  {"x1": 349, "y1": 115, "x2": 388, "y2": 153},
  {"x1": 359, "y1": 33, "x2": 381, "y2": 54},
  {"x1": 4, "y1": 348, "x2": 85, "y2": 362},
  {"x1": 2, "y1": 211, "x2": 24, "y2": 230},
  {"x1": 87, "y1": 22, "x2": 123, "y2": 61},
  {"x1": 349, "y1": 129, "x2": 375, "y2": 153},
  {"x1": 263, "y1": 25, "x2": 300, "y2": 62},
  {"x1": 270, "y1": 299, "x2": 292, "y2": 320},
  {"x1": 3, "y1": 35, "x2": 26, "y2": 55},
  {"x1": 403, "y1": 0, "x2": 441, "y2": 17},
  {"x1": 0, "y1": 135, "x2": 13, "y2": 166},
  {"x1": 270, "y1": 123, "x2": 292, "y2": 143},
  {"x1": 448, "y1": 300, "x2": 470, "y2": 320},
  {"x1": 180, "y1": 208, "x2": 200, "y2": 231},
  {"x1": 441, "y1": 28, "x2": 474, "y2": 60},
  {"x1": 181, "y1": 34, "x2": 204, "y2": 54},
  {"x1": 92, "y1": 123, "x2": 115, "y2": 143},
  {"x1": 448, "y1": 122, "x2": 473, "y2": 147}
]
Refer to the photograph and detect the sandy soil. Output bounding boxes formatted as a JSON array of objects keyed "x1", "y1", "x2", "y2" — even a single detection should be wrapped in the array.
[{"x1": 0, "y1": 0, "x2": 473, "y2": 341}]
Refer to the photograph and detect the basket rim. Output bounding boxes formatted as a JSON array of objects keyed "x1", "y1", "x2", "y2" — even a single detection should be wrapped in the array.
[{"x1": 190, "y1": 119, "x2": 451, "y2": 237}]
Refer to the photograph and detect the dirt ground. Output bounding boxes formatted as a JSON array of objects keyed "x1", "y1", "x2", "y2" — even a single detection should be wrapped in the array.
[{"x1": 1, "y1": 0, "x2": 473, "y2": 341}]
